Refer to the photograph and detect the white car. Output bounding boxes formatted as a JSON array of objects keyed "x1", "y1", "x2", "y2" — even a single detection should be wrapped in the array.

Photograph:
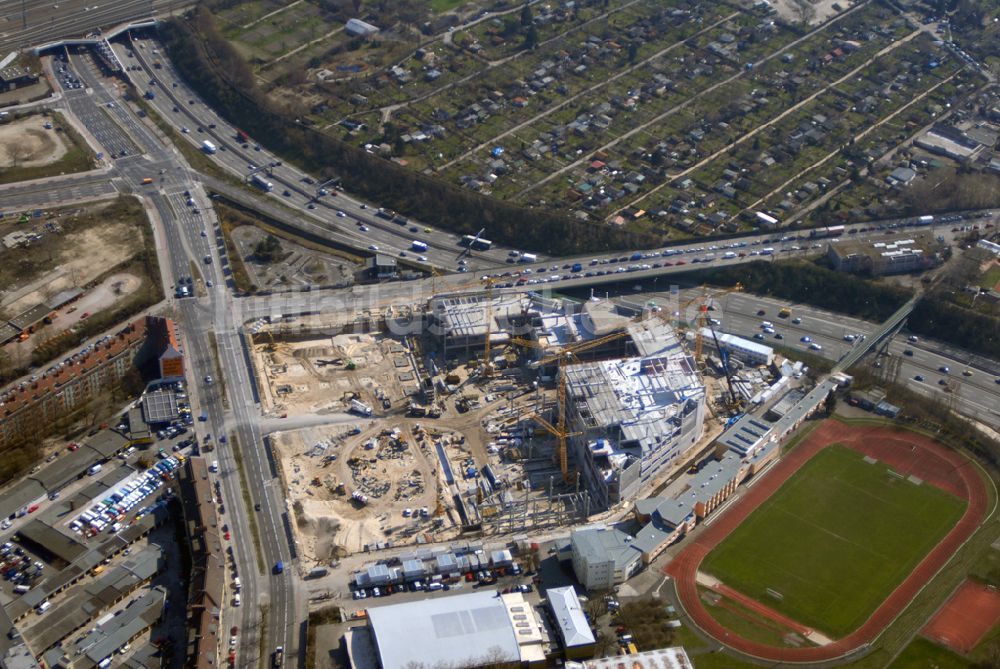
[
  {"x1": 368, "y1": 244, "x2": 379, "y2": 251},
  {"x1": 337, "y1": 211, "x2": 346, "y2": 217}
]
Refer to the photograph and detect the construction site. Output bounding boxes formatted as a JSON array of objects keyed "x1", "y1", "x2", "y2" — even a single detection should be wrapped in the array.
[{"x1": 256, "y1": 285, "x2": 800, "y2": 560}]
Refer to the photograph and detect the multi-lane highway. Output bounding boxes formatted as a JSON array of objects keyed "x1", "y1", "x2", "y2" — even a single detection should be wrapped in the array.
[
  {"x1": 117, "y1": 35, "x2": 520, "y2": 272},
  {"x1": 671, "y1": 290, "x2": 1000, "y2": 428},
  {"x1": 52, "y1": 47, "x2": 300, "y2": 666},
  {"x1": 0, "y1": 0, "x2": 181, "y2": 52}
]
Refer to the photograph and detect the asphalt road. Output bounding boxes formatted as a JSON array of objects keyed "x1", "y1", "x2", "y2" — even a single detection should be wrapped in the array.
[
  {"x1": 627, "y1": 288, "x2": 1000, "y2": 430},
  {"x1": 54, "y1": 49, "x2": 301, "y2": 666},
  {"x1": 0, "y1": 0, "x2": 180, "y2": 52},
  {"x1": 0, "y1": 171, "x2": 117, "y2": 209},
  {"x1": 119, "y1": 34, "x2": 517, "y2": 273}
]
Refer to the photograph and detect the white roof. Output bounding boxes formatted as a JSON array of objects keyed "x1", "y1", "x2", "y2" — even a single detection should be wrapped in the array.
[
  {"x1": 368, "y1": 591, "x2": 520, "y2": 669},
  {"x1": 546, "y1": 586, "x2": 596, "y2": 648},
  {"x1": 583, "y1": 646, "x2": 693, "y2": 669}
]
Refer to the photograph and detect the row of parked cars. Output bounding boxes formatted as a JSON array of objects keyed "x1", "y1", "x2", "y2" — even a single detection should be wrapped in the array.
[
  {"x1": 70, "y1": 459, "x2": 180, "y2": 537},
  {"x1": 2, "y1": 542, "x2": 43, "y2": 595}
]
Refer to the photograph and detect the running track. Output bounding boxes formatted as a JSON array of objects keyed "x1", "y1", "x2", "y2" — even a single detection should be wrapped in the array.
[{"x1": 666, "y1": 421, "x2": 990, "y2": 662}]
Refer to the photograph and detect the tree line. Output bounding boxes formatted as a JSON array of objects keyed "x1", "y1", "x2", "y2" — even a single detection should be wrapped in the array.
[
  {"x1": 159, "y1": 9, "x2": 655, "y2": 255},
  {"x1": 908, "y1": 296, "x2": 998, "y2": 360},
  {"x1": 687, "y1": 260, "x2": 911, "y2": 322}
]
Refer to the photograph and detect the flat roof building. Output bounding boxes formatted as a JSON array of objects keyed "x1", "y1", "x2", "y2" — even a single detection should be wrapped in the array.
[
  {"x1": 699, "y1": 328, "x2": 774, "y2": 366},
  {"x1": 570, "y1": 646, "x2": 692, "y2": 669},
  {"x1": 142, "y1": 389, "x2": 178, "y2": 424},
  {"x1": 570, "y1": 526, "x2": 643, "y2": 590},
  {"x1": 715, "y1": 415, "x2": 773, "y2": 459},
  {"x1": 827, "y1": 233, "x2": 943, "y2": 276},
  {"x1": 361, "y1": 590, "x2": 547, "y2": 669},
  {"x1": 915, "y1": 127, "x2": 984, "y2": 163},
  {"x1": 42, "y1": 586, "x2": 166, "y2": 669}
]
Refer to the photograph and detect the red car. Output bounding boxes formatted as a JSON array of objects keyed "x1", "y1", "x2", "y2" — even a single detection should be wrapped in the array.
[{"x1": 67, "y1": 443, "x2": 79, "y2": 452}]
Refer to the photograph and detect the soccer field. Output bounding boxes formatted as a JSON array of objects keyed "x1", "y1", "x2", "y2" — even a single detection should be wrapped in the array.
[{"x1": 701, "y1": 444, "x2": 967, "y2": 638}]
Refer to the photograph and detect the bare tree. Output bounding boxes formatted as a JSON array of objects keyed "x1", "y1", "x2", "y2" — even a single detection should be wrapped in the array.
[{"x1": 8, "y1": 142, "x2": 32, "y2": 168}]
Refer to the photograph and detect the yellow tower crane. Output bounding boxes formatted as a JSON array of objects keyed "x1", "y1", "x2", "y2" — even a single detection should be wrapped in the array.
[
  {"x1": 674, "y1": 283, "x2": 743, "y2": 365},
  {"x1": 480, "y1": 277, "x2": 497, "y2": 379},
  {"x1": 510, "y1": 331, "x2": 631, "y2": 482}
]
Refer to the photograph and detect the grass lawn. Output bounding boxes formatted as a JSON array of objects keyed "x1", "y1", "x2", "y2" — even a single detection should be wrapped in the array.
[
  {"x1": 888, "y1": 638, "x2": 971, "y2": 669},
  {"x1": 429, "y1": 0, "x2": 468, "y2": 12},
  {"x1": 979, "y1": 263, "x2": 1000, "y2": 291},
  {"x1": 701, "y1": 444, "x2": 966, "y2": 638},
  {"x1": 697, "y1": 586, "x2": 808, "y2": 648}
]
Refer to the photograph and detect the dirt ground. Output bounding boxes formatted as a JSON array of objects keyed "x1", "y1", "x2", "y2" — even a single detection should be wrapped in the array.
[
  {"x1": 770, "y1": 0, "x2": 850, "y2": 25},
  {"x1": 230, "y1": 225, "x2": 358, "y2": 290},
  {"x1": 0, "y1": 114, "x2": 68, "y2": 168},
  {"x1": 0, "y1": 199, "x2": 145, "y2": 319},
  {"x1": 252, "y1": 333, "x2": 420, "y2": 417},
  {"x1": 274, "y1": 421, "x2": 460, "y2": 562}
]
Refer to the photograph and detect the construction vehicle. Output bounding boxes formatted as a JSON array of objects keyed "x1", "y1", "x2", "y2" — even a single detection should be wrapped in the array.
[
  {"x1": 511, "y1": 331, "x2": 630, "y2": 482},
  {"x1": 778, "y1": 307, "x2": 791, "y2": 318}
]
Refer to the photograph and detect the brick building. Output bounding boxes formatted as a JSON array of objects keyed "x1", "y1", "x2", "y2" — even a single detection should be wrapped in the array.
[{"x1": 0, "y1": 316, "x2": 183, "y2": 448}]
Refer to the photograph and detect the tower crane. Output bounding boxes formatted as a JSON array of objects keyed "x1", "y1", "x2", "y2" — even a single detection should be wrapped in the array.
[
  {"x1": 510, "y1": 331, "x2": 630, "y2": 482},
  {"x1": 673, "y1": 283, "x2": 745, "y2": 414},
  {"x1": 674, "y1": 283, "x2": 743, "y2": 365},
  {"x1": 480, "y1": 277, "x2": 497, "y2": 379}
]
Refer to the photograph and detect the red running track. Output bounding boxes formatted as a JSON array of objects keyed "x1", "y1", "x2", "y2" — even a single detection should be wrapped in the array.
[{"x1": 665, "y1": 421, "x2": 991, "y2": 663}]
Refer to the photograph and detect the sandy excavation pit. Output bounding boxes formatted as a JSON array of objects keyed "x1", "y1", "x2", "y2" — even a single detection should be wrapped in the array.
[
  {"x1": 253, "y1": 333, "x2": 420, "y2": 417},
  {"x1": 275, "y1": 421, "x2": 467, "y2": 561}
]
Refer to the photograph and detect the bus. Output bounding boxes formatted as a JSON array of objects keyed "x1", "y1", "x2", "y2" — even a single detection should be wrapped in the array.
[{"x1": 460, "y1": 234, "x2": 492, "y2": 251}]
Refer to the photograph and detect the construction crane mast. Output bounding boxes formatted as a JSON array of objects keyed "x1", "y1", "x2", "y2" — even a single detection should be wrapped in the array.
[
  {"x1": 480, "y1": 277, "x2": 497, "y2": 379},
  {"x1": 510, "y1": 331, "x2": 630, "y2": 482},
  {"x1": 674, "y1": 283, "x2": 743, "y2": 366}
]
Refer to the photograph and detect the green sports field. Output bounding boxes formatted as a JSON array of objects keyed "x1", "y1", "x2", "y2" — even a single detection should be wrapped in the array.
[{"x1": 701, "y1": 445, "x2": 966, "y2": 638}]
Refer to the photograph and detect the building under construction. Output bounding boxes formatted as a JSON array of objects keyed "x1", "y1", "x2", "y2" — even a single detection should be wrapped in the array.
[
  {"x1": 427, "y1": 293, "x2": 635, "y2": 363},
  {"x1": 564, "y1": 319, "x2": 706, "y2": 509}
]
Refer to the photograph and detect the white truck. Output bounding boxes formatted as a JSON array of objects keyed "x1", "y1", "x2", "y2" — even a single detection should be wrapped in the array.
[
  {"x1": 251, "y1": 174, "x2": 274, "y2": 192},
  {"x1": 350, "y1": 399, "x2": 373, "y2": 416},
  {"x1": 201, "y1": 140, "x2": 217, "y2": 154},
  {"x1": 519, "y1": 252, "x2": 538, "y2": 263}
]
